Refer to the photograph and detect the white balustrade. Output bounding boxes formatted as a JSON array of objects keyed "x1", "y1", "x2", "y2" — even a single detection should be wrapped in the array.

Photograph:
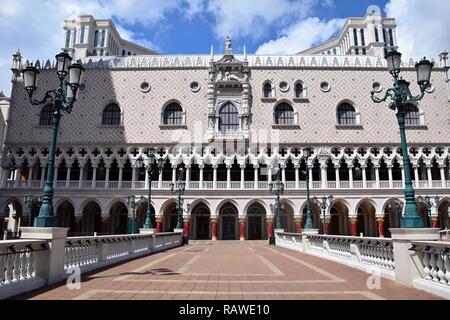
[
  {"x1": 161, "y1": 182, "x2": 172, "y2": 189},
  {"x1": 122, "y1": 181, "x2": 132, "y2": 188},
  {"x1": 366, "y1": 181, "x2": 376, "y2": 188},
  {"x1": 258, "y1": 182, "x2": 268, "y2": 189},
  {"x1": 31, "y1": 180, "x2": 41, "y2": 188},
  {"x1": 203, "y1": 182, "x2": 213, "y2": 189},
  {"x1": 340, "y1": 181, "x2": 350, "y2": 189},
  {"x1": 230, "y1": 182, "x2": 241, "y2": 189},
  {"x1": 82, "y1": 181, "x2": 92, "y2": 189},
  {"x1": 285, "y1": 181, "x2": 295, "y2": 189},
  {"x1": 312, "y1": 181, "x2": 321, "y2": 189},
  {"x1": 392, "y1": 181, "x2": 403, "y2": 188},
  {"x1": 298, "y1": 181, "x2": 306, "y2": 189},
  {"x1": 411, "y1": 241, "x2": 450, "y2": 287},
  {"x1": 217, "y1": 182, "x2": 227, "y2": 189},
  {"x1": 327, "y1": 181, "x2": 336, "y2": 189},
  {"x1": 244, "y1": 182, "x2": 254, "y2": 189},
  {"x1": 56, "y1": 181, "x2": 66, "y2": 189},
  {"x1": 0, "y1": 240, "x2": 49, "y2": 299},
  {"x1": 418, "y1": 181, "x2": 429, "y2": 188},
  {"x1": 353, "y1": 181, "x2": 363, "y2": 189},
  {"x1": 379, "y1": 181, "x2": 389, "y2": 188},
  {"x1": 69, "y1": 181, "x2": 79, "y2": 188},
  {"x1": 109, "y1": 181, "x2": 119, "y2": 189},
  {"x1": 134, "y1": 181, "x2": 145, "y2": 189},
  {"x1": 189, "y1": 181, "x2": 199, "y2": 189},
  {"x1": 432, "y1": 181, "x2": 442, "y2": 188}
]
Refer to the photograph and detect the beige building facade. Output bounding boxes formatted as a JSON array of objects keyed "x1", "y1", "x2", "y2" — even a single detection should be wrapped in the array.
[{"x1": 1, "y1": 7, "x2": 449, "y2": 240}]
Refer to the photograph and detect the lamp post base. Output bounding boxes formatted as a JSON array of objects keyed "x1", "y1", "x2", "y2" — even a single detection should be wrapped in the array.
[
  {"x1": 401, "y1": 216, "x2": 425, "y2": 228},
  {"x1": 139, "y1": 228, "x2": 156, "y2": 235},
  {"x1": 34, "y1": 216, "x2": 56, "y2": 228}
]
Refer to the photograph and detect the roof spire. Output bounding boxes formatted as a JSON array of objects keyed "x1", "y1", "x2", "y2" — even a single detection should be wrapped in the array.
[{"x1": 225, "y1": 36, "x2": 232, "y2": 55}]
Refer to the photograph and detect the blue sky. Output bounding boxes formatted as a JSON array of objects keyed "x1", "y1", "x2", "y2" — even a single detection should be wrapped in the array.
[{"x1": 0, "y1": 0, "x2": 449, "y2": 94}]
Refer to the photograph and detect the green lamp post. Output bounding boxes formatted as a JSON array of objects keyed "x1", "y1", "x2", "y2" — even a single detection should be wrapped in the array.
[
  {"x1": 302, "y1": 147, "x2": 314, "y2": 230},
  {"x1": 136, "y1": 148, "x2": 164, "y2": 229},
  {"x1": 313, "y1": 195, "x2": 333, "y2": 235},
  {"x1": 21, "y1": 51, "x2": 84, "y2": 227},
  {"x1": 371, "y1": 50, "x2": 434, "y2": 228},
  {"x1": 170, "y1": 168, "x2": 186, "y2": 230},
  {"x1": 417, "y1": 195, "x2": 440, "y2": 228}
]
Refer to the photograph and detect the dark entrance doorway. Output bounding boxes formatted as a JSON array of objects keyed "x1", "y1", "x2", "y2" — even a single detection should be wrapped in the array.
[
  {"x1": 248, "y1": 216, "x2": 262, "y2": 240},
  {"x1": 222, "y1": 216, "x2": 236, "y2": 240},
  {"x1": 196, "y1": 216, "x2": 210, "y2": 240},
  {"x1": 247, "y1": 203, "x2": 266, "y2": 240}
]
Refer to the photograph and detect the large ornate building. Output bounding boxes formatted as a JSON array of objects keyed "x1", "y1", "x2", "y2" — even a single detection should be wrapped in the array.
[{"x1": 1, "y1": 6, "x2": 449, "y2": 240}]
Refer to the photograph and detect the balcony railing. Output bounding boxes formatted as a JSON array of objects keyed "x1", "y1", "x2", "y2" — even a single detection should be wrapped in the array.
[{"x1": 4, "y1": 179, "x2": 450, "y2": 190}]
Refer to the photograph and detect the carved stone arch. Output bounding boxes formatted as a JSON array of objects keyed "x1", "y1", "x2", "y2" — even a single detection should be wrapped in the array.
[
  {"x1": 404, "y1": 100, "x2": 425, "y2": 125},
  {"x1": 273, "y1": 99, "x2": 298, "y2": 125},
  {"x1": 243, "y1": 199, "x2": 270, "y2": 216},
  {"x1": 79, "y1": 198, "x2": 103, "y2": 215},
  {"x1": 336, "y1": 99, "x2": 361, "y2": 125},
  {"x1": 214, "y1": 198, "x2": 240, "y2": 216},
  {"x1": 161, "y1": 99, "x2": 186, "y2": 125}
]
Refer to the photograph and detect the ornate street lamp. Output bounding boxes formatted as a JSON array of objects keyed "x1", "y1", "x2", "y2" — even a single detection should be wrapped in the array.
[
  {"x1": 24, "y1": 195, "x2": 42, "y2": 227},
  {"x1": 126, "y1": 195, "x2": 138, "y2": 234},
  {"x1": 302, "y1": 147, "x2": 314, "y2": 230},
  {"x1": 313, "y1": 195, "x2": 333, "y2": 235},
  {"x1": 170, "y1": 168, "x2": 186, "y2": 231},
  {"x1": 417, "y1": 195, "x2": 440, "y2": 228},
  {"x1": 21, "y1": 51, "x2": 84, "y2": 227},
  {"x1": 136, "y1": 148, "x2": 164, "y2": 230},
  {"x1": 269, "y1": 166, "x2": 284, "y2": 245},
  {"x1": 371, "y1": 50, "x2": 434, "y2": 228}
]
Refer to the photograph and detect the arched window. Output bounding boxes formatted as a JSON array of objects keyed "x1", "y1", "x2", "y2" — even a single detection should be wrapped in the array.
[
  {"x1": 163, "y1": 103, "x2": 183, "y2": 125},
  {"x1": 39, "y1": 105, "x2": 53, "y2": 126},
  {"x1": 337, "y1": 103, "x2": 356, "y2": 125},
  {"x1": 102, "y1": 103, "x2": 122, "y2": 125},
  {"x1": 263, "y1": 82, "x2": 272, "y2": 98},
  {"x1": 65, "y1": 31, "x2": 71, "y2": 48},
  {"x1": 93, "y1": 31, "x2": 99, "y2": 47},
  {"x1": 100, "y1": 30, "x2": 106, "y2": 47},
  {"x1": 405, "y1": 104, "x2": 420, "y2": 125},
  {"x1": 295, "y1": 83, "x2": 304, "y2": 98},
  {"x1": 274, "y1": 103, "x2": 295, "y2": 125},
  {"x1": 122, "y1": 49, "x2": 126, "y2": 56},
  {"x1": 219, "y1": 103, "x2": 239, "y2": 132}
]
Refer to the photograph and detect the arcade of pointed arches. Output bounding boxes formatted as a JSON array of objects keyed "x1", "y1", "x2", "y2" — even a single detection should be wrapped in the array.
[{"x1": 1, "y1": 196, "x2": 449, "y2": 240}]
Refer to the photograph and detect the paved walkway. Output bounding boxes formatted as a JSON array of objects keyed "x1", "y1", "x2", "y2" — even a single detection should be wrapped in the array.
[{"x1": 17, "y1": 241, "x2": 440, "y2": 300}]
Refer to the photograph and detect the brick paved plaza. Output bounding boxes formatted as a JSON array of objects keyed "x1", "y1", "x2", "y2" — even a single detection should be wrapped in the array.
[{"x1": 15, "y1": 241, "x2": 440, "y2": 300}]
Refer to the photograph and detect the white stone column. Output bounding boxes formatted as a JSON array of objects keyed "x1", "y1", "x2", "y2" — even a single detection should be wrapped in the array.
[
  {"x1": 78, "y1": 166, "x2": 84, "y2": 189},
  {"x1": 91, "y1": 166, "x2": 97, "y2": 189},
  {"x1": 413, "y1": 165, "x2": 419, "y2": 188},
  {"x1": 335, "y1": 166, "x2": 340, "y2": 188},
  {"x1": 185, "y1": 166, "x2": 190, "y2": 190},
  {"x1": 440, "y1": 165, "x2": 446, "y2": 188},
  {"x1": 294, "y1": 165, "x2": 299, "y2": 189},
  {"x1": 240, "y1": 166, "x2": 245, "y2": 189},
  {"x1": 118, "y1": 165, "x2": 123, "y2": 189},
  {"x1": 361, "y1": 165, "x2": 367, "y2": 188},
  {"x1": 172, "y1": 166, "x2": 177, "y2": 184},
  {"x1": 158, "y1": 168, "x2": 163, "y2": 189},
  {"x1": 400, "y1": 164, "x2": 405, "y2": 187},
  {"x1": 348, "y1": 165, "x2": 354, "y2": 189},
  {"x1": 53, "y1": 166, "x2": 58, "y2": 188},
  {"x1": 281, "y1": 166, "x2": 286, "y2": 183},
  {"x1": 388, "y1": 165, "x2": 393, "y2": 189},
  {"x1": 105, "y1": 166, "x2": 110, "y2": 189},
  {"x1": 132, "y1": 166, "x2": 137, "y2": 189},
  {"x1": 144, "y1": 167, "x2": 149, "y2": 189},
  {"x1": 0, "y1": 167, "x2": 9, "y2": 188},
  {"x1": 268, "y1": 168, "x2": 272, "y2": 184},
  {"x1": 426, "y1": 165, "x2": 433, "y2": 188},
  {"x1": 226, "y1": 165, "x2": 231, "y2": 189},
  {"x1": 199, "y1": 165, "x2": 204, "y2": 189},
  {"x1": 40, "y1": 166, "x2": 46, "y2": 189},
  {"x1": 374, "y1": 165, "x2": 380, "y2": 188},
  {"x1": 213, "y1": 165, "x2": 217, "y2": 189},
  {"x1": 308, "y1": 166, "x2": 313, "y2": 189},
  {"x1": 254, "y1": 166, "x2": 259, "y2": 189},
  {"x1": 27, "y1": 165, "x2": 33, "y2": 188},
  {"x1": 65, "y1": 165, "x2": 71, "y2": 189},
  {"x1": 320, "y1": 165, "x2": 327, "y2": 189},
  {"x1": 14, "y1": 166, "x2": 21, "y2": 188}
]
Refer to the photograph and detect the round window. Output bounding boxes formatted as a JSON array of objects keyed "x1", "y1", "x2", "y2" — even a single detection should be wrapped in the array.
[
  {"x1": 140, "y1": 82, "x2": 151, "y2": 93},
  {"x1": 279, "y1": 81, "x2": 289, "y2": 92},
  {"x1": 372, "y1": 82, "x2": 382, "y2": 93},
  {"x1": 79, "y1": 84, "x2": 86, "y2": 92},
  {"x1": 320, "y1": 81, "x2": 330, "y2": 92},
  {"x1": 190, "y1": 82, "x2": 201, "y2": 92}
]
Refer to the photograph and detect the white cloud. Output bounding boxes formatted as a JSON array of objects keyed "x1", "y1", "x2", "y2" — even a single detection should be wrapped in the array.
[
  {"x1": 206, "y1": 0, "x2": 318, "y2": 40},
  {"x1": 385, "y1": 0, "x2": 450, "y2": 60},
  {"x1": 0, "y1": 0, "x2": 185, "y2": 94},
  {"x1": 256, "y1": 17, "x2": 345, "y2": 54}
]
